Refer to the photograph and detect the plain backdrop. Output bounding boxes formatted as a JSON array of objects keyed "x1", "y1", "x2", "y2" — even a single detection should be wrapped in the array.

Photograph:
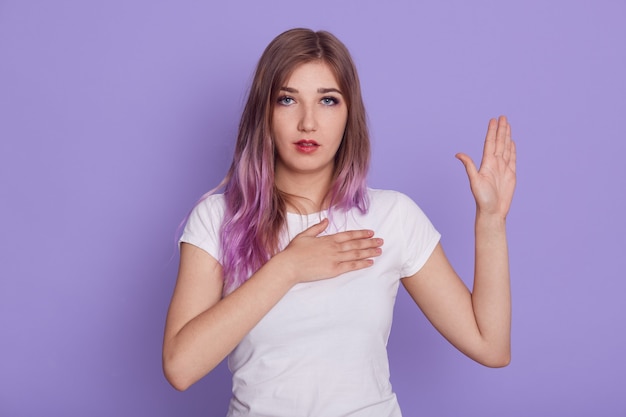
[{"x1": 1, "y1": 1, "x2": 625, "y2": 416}]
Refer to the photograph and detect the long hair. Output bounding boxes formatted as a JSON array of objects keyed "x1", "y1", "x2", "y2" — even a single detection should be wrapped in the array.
[{"x1": 219, "y1": 28, "x2": 370, "y2": 295}]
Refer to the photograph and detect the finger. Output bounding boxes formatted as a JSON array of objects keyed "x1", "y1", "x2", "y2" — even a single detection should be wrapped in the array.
[
  {"x1": 509, "y1": 140, "x2": 517, "y2": 174},
  {"x1": 298, "y1": 218, "x2": 329, "y2": 237},
  {"x1": 507, "y1": 118, "x2": 512, "y2": 145},
  {"x1": 482, "y1": 118, "x2": 498, "y2": 159},
  {"x1": 332, "y1": 228, "x2": 375, "y2": 243},
  {"x1": 455, "y1": 152, "x2": 478, "y2": 181},
  {"x1": 338, "y1": 237, "x2": 384, "y2": 252},
  {"x1": 334, "y1": 259, "x2": 375, "y2": 275},
  {"x1": 503, "y1": 122, "x2": 512, "y2": 162},
  {"x1": 343, "y1": 246, "x2": 383, "y2": 260},
  {"x1": 494, "y1": 115, "x2": 508, "y2": 157}
]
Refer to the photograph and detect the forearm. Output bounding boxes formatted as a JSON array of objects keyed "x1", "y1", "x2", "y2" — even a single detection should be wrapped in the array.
[
  {"x1": 163, "y1": 255, "x2": 296, "y2": 390},
  {"x1": 470, "y1": 212, "x2": 511, "y2": 365},
  {"x1": 163, "y1": 222, "x2": 382, "y2": 390}
]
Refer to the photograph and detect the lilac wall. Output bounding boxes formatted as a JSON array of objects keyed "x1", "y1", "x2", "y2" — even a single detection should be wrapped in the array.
[{"x1": 1, "y1": 1, "x2": 624, "y2": 416}]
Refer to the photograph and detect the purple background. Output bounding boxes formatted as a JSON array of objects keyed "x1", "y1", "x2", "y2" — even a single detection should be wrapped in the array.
[{"x1": 1, "y1": 0, "x2": 625, "y2": 416}]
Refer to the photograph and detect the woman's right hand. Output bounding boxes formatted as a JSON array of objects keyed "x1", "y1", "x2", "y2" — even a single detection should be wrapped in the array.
[
  {"x1": 163, "y1": 219, "x2": 382, "y2": 390},
  {"x1": 274, "y1": 218, "x2": 384, "y2": 285}
]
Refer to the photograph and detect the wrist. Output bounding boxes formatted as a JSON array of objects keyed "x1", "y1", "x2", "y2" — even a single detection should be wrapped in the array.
[
  {"x1": 475, "y1": 211, "x2": 507, "y2": 231},
  {"x1": 266, "y1": 251, "x2": 300, "y2": 288}
]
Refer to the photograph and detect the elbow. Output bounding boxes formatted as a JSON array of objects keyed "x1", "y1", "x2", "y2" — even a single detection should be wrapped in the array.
[
  {"x1": 164, "y1": 372, "x2": 193, "y2": 392},
  {"x1": 467, "y1": 340, "x2": 511, "y2": 368},
  {"x1": 478, "y1": 349, "x2": 511, "y2": 368},
  {"x1": 162, "y1": 350, "x2": 195, "y2": 392},
  {"x1": 162, "y1": 341, "x2": 223, "y2": 391},
  {"x1": 483, "y1": 355, "x2": 511, "y2": 368},
  {"x1": 163, "y1": 364, "x2": 192, "y2": 392}
]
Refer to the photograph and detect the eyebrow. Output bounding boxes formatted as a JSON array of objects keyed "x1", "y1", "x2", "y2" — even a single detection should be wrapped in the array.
[{"x1": 279, "y1": 87, "x2": 343, "y2": 95}]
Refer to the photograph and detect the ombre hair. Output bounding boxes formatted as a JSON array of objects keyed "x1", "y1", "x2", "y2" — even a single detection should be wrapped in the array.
[{"x1": 218, "y1": 28, "x2": 370, "y2": 295}]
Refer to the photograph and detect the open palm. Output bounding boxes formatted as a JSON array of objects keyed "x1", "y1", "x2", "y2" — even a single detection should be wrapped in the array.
[{"x1": 455, "y1": 116, "x2": 517, "y2": 219}]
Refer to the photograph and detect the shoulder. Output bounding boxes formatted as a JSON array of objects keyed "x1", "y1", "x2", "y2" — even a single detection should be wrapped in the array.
[
  {"x1": 367, "y1": 188, "x2": 420, "y2": 211},
  {"x1": 181, "y1": 193, "x2": 226, "y2": 256},
  {"x1": 366, "y1": 187, "x2": 434, "y2": 226},
  {"x1": 184, "y1": 193, "x2": 227, "y2": 231},
  {"x1": 191, "y1": 193, "x2": 226, "y2": 217}
]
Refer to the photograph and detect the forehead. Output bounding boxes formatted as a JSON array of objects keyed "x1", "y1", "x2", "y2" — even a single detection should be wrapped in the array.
[{"x1": 283, "y1": 61, "x2": 341, "y2": 90}]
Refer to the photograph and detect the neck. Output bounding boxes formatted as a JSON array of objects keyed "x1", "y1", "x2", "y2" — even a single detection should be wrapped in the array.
[{"x1": 274, "y1": 167, "x2": 333, "y2": 214}]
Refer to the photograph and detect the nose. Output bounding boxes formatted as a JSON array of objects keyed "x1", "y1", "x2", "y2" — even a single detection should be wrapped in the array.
[{"x1": 297, "y1": 104, "x2": 317, "y2": 133}]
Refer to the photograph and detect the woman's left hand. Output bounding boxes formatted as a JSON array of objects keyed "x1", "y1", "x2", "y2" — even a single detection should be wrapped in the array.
[{"x1": 455, "y1": 116, "x2": 517, "y2": 219}]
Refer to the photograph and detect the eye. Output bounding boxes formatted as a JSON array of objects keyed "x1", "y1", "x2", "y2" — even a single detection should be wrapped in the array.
[
  {"x1": 277, "y1": 96, "x2": 295, "y2": 106},
  {"x1": 321, "y1": 96, "x2": 339, "y2": 106}
]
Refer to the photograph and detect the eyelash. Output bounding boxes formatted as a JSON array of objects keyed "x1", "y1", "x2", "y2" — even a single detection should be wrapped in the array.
[
  {"x1": 276, "y1": 96, "x2": 340, "y2": 106},
  {"x1": 277, "y1": 96, "x2": 295, "y2": 106}
]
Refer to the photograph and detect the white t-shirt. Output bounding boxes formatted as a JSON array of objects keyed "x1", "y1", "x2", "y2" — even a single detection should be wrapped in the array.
[{"x1": 180, "y1": 188, "x2": 441, "y2": 417}]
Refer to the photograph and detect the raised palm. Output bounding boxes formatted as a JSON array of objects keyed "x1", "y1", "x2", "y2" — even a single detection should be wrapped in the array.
[{"x1": 455, "y1": 116, "x2": 517, "y2": 219}]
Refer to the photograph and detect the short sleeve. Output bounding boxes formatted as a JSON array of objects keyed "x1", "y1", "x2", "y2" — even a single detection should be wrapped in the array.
[
  {"x1": 179, "y1": 194, "x2": 226, "y2": 263},
  {"x1": 397, "y1": 193, "x2": 441, "y2": 278}
]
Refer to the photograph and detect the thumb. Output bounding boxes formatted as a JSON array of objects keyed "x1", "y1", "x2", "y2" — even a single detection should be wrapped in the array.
[
  {"x1": 299, "y1": 218, "x2": 329, "y2": 237},
  {"x1": 455, "y1": 152, "x2": 478, "y2": 181}
]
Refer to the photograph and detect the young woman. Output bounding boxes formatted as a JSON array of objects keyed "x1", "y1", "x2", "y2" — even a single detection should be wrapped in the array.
[{"x1": 163, "y1": 28, "x2": 516, "y2": 416}]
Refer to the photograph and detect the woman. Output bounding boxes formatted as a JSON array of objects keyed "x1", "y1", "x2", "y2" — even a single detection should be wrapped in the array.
[{"x1": 163, "y1": 28, "x2": 516, "y2": 416}]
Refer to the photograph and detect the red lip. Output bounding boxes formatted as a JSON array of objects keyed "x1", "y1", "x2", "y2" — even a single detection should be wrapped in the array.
[
  {"x1": 294, "y1": 139, "x2": 320, "y2": 153},
  {"x1": 295, "y1": 140, "x2": 319, "y2": 146}
]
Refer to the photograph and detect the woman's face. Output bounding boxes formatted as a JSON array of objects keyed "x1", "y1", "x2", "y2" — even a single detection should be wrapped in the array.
[{"x1": 272, "y1": 61, "x2": 348, "y2": 181}]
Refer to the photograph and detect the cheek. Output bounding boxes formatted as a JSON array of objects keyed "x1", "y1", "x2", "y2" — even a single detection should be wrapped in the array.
[
  {"x1": 272, "y1": 113, "x2": 292, "y2": 139},
  {"x1": 333, "y1": 114, "x2": 348, "y2": 138}
]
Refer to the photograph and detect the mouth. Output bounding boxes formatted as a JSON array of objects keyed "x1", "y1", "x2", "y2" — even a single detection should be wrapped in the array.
[
  {"x1": 294, "y1": 140, "x2": 320, "y2": 153},
  {"x1": 295, "y1": 139, "x2": 319, "y2": 146}
]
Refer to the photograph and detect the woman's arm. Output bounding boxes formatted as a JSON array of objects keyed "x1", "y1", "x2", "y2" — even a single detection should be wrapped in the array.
[
  {"x1": 162, "y1": 219, "x2": 383, "y2": 390},
  {"x1": 402, "y1": 116, "x2": 516, "y2": 367}
]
